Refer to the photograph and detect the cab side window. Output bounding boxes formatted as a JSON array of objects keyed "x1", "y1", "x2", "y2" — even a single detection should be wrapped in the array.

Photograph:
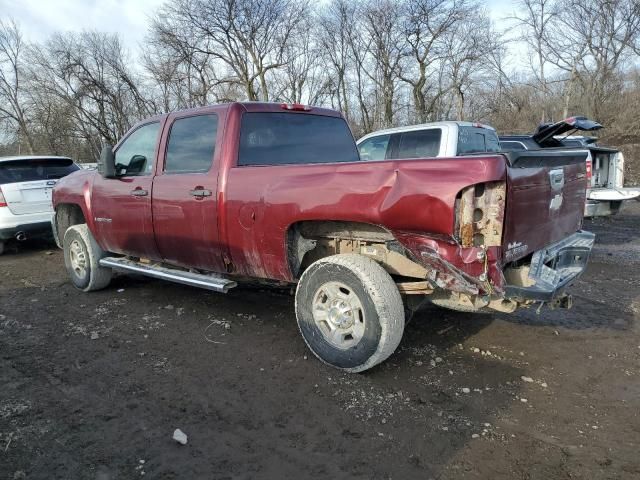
[
  {"x1": 358, "y1": 135, "x2": 391, "y2": 161},
  {"x1": 114, "y1": 122, "x2": 161, "y2": 176},
  {"x1": 165, "y1": 114, "x2": 218, "y2": 174}
]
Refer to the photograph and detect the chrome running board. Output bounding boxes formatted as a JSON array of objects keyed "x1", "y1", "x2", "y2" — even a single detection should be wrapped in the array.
[{"x1": 99, "y1": 257, "x2": 237, "y2": 293}]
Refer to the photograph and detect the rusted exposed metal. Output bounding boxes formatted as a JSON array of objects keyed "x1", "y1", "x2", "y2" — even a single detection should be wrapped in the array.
[
  {"x1": 504, "y1": 265, "x2": 536, "y2": 287},
  {"x1": 293, "y1": 226, "x2": 431, "y2": 281},
  {"x1": 458, "y1": 181, "x2": 506, "y2": 247},
  {"x1": 396, "y1": 281, "x2": 433, "y2": 295}
]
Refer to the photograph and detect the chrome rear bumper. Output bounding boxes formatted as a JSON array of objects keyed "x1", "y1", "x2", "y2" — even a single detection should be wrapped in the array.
[{"x1": 505, "y1": 231, "x2": 595, "y2": 302}]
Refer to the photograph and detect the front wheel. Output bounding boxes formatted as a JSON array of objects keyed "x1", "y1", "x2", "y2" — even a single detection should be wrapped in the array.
[
  {"x1": 295, "y1": 254, "x2": 405, "y2": 373},
  {"x1": 63, "y1": 224, "x2": 112, "y2": 292}
]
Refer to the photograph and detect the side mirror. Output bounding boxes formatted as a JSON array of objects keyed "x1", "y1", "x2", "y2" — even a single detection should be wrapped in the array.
[
  {"x1": 126, "y1": 155, "x2": 147, "y2": 175},
  {"x1": 98, "y1": 145, "x2": 117, "y2": 178}
]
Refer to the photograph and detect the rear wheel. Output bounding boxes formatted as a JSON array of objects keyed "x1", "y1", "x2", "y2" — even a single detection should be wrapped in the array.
[
  {"x1": 295, "y1": 254, "x2": 404, "y2": 373},
  {"x1": 63, "y1": 224, "x2": 112, "y2": 292},
  {"x1": 0, "y1": 241, "x2": 4, "y2": 255}
]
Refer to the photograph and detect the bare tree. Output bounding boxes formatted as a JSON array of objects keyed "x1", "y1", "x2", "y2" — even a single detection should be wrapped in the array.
[
  {"x1": 360, "y1": 0, "x2": 406, "y2": 127},
  {"x1": 317, "y1": 0, "x2": 355, "y2": 121},
  {"x1": 443, "y1": 6, "x2": 498, "y2": 120},
  {"x1": 399, "y1": 0, "x2": 469, "y2": 122},
  {"x1": 29, "y1": 32, "x2": 152, "y2": 155},
  {"x1": 271, "y1": 11, "x2": 327, "y2": 104},
  {"x1": 548, "y1": 0, "x2": 640, "y2": 122},
  {"x1": 510, "y1": 0, "x2": 558, "y2": 122},
  {"x1": 0, "y1": 20, "x2": 35, "y2": 154},
  {"x1": 153, "y1": 0, "x2": 308, "y2": 102}
]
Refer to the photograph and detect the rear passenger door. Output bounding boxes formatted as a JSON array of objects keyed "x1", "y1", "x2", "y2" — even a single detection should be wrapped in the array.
[{"x1": 151, "y1": 113, "x2": 224, "y2": 271}]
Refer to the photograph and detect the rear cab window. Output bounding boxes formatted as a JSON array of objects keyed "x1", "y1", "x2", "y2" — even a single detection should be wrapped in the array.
[
  {"x1": 238, "y1": 113, "x2": 359, "y2": 166},
  {"x1": 0, "y1": 158, "x2": 79, "y2": 185},
  {"x1": 457, "y1": 126, "x2": 501, "y2": 155}
]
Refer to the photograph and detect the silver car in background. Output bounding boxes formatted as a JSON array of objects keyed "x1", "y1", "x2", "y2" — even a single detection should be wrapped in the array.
[{"x1": 0, "y1": 156, "x2": 79, "y2": 254}]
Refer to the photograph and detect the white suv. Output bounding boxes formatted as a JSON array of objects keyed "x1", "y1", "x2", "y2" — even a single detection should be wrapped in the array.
[{"x1": 0, "y1": 156, "x2": 79, "y2": 254}]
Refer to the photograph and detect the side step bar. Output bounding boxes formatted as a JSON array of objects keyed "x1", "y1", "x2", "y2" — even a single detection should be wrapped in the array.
[{"x1": 99, "y1": 257, "x2": 237, "y2": 293}]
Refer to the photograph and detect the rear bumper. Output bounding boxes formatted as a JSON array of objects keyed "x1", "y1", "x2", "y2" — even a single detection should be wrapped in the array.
[
  {"x1": 0, "y1": 221, "x2": 53, "y2": 241},
  {"x1": 505, "y1": 231, "x2": 595, "y2": 302},
  {"x1": 585, "y1": 187, "x2": 640, "y2": 217},
  {"x1": 584, "y1": 200, "x2": 622, "y2": 217},
  {"x1": 587, "y1": 187, "x2": 640, "y2": 201}
]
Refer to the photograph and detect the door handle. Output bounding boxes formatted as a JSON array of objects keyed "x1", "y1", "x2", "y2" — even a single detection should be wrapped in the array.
[
  {"x1": 131, "y1": 188, "x2": 148, "y2": 197},
  {"x1": 189, "y1": 188, "x2": 212, "y2": 198}
]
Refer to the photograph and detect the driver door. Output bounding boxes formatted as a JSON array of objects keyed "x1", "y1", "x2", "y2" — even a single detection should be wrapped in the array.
[{"x1": 91, "y1": 121, "x2": 163, "y2": 259}]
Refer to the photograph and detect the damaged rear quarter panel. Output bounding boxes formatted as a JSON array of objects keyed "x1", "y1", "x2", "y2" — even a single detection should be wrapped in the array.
[{"x1": 222, "y1": 156, "x2": 507, "y2": 281}]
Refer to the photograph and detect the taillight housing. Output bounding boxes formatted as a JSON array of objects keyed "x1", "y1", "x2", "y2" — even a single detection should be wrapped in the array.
[
  {"x1": 456, "y1": 181, "x2": 506, "y2": 248},
  {"x1": 585, "y1": 154, "x2": 592, "y2": 184},
  {"x1": 0, "y1": 187, "x2": 7, "y2": 207}
]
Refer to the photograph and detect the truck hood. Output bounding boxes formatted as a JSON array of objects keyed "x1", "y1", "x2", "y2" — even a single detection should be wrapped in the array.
[{"x1": 534, "y1": 116, "x2": 602, "y2": 147}]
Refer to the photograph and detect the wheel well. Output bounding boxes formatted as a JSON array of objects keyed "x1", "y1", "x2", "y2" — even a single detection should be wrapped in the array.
[
  {"x1": 55, "y1": 204, "x2": 86, "y2": 242},
  {"x1": 286, "y1": 220, "x2": 429, "y2": 282}
]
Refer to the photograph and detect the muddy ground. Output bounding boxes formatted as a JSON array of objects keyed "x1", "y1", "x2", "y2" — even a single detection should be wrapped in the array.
[{"x1": 1, "y1": 203, "x2": 639, "y2": 480}]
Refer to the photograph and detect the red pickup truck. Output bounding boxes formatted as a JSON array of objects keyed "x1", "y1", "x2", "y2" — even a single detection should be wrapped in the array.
[{"x1": 52, "y1": 102, "x2": 594, "y2": 372}]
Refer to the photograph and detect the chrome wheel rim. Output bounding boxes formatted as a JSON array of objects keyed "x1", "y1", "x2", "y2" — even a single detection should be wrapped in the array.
[
  {"x1": 312, "y1": 281, "x2": 365, "y2": 350},
  {"x1": 69, "y1": 239, "x2": 87, "y2": 278}
]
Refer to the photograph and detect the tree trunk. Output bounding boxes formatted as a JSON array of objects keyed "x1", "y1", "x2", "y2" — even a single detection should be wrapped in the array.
[
  {"x1": 414, "y1": 86, "x2": 427, "y2": 123},
  {"x1": 562, "y1": 65, "x2": 578, "y2": 118},
  {"x1": 259, "y1": 71, "x2": 270, "y2": 102},
  {"x1": 456, "y1": 86, "x2": 465, "y2": 121}
]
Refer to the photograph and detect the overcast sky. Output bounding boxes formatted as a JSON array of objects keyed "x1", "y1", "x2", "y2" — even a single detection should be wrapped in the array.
[
  {"x1": 1, "y1": 0, "x2": 165, "y2": 49},
  {"x1": 2, "y1": 0, "x2": 518, "y2": 54}
]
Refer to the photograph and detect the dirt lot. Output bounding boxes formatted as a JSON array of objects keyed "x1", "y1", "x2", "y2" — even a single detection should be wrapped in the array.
[{"x1": 1, "y1": 203, "x2": 639, "y2": 480}]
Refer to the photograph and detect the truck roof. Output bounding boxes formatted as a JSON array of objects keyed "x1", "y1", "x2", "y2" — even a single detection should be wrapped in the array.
[
  {"x1": 0, "y1": 155, "x2": 73, "y2": 163},
  {"x1": 357, "y1": 121, "x2": 495, "y2": 144},
  {"x1": 159, "y1": 102, "x2": 343, "y2": 119}
]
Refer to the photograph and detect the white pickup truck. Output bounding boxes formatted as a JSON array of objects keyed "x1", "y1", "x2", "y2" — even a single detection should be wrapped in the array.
[{"x1": 357, "y1": 121, "x2": 501, "y2": 161}]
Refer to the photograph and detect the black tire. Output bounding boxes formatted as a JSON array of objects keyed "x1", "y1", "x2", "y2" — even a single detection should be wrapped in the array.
[
  {"x1": 295, "y1": 254, "x2": 405, "y2": 373},
  {"x1": 63, "y1": 224, "x2": 112, "y2": 292},
  {"x1": 0, "y1": 241, "x2": 4, "y2": 255}
]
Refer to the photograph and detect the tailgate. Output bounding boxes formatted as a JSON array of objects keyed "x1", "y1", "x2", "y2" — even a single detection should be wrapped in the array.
[
  {"x1": 502, "y1": 150, "x2": 588, "y2": 262},
  {"x1": 1, "y1": 180, "x2": 56, "y2": 215}
]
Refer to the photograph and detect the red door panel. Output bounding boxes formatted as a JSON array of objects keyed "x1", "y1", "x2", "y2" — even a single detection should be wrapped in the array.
[
  {"x1": 91, "y1": 175, "x2": 159, "y2": 259},
  {"x1": 91, "y1": 121, "x2": 163, "y2": 259},
  {"x1": 151, "y1": 111, "x2": 225, "y2": 272},
  {"x1": 152, "y1": 174, "x2": 221, "y2": 270}
]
